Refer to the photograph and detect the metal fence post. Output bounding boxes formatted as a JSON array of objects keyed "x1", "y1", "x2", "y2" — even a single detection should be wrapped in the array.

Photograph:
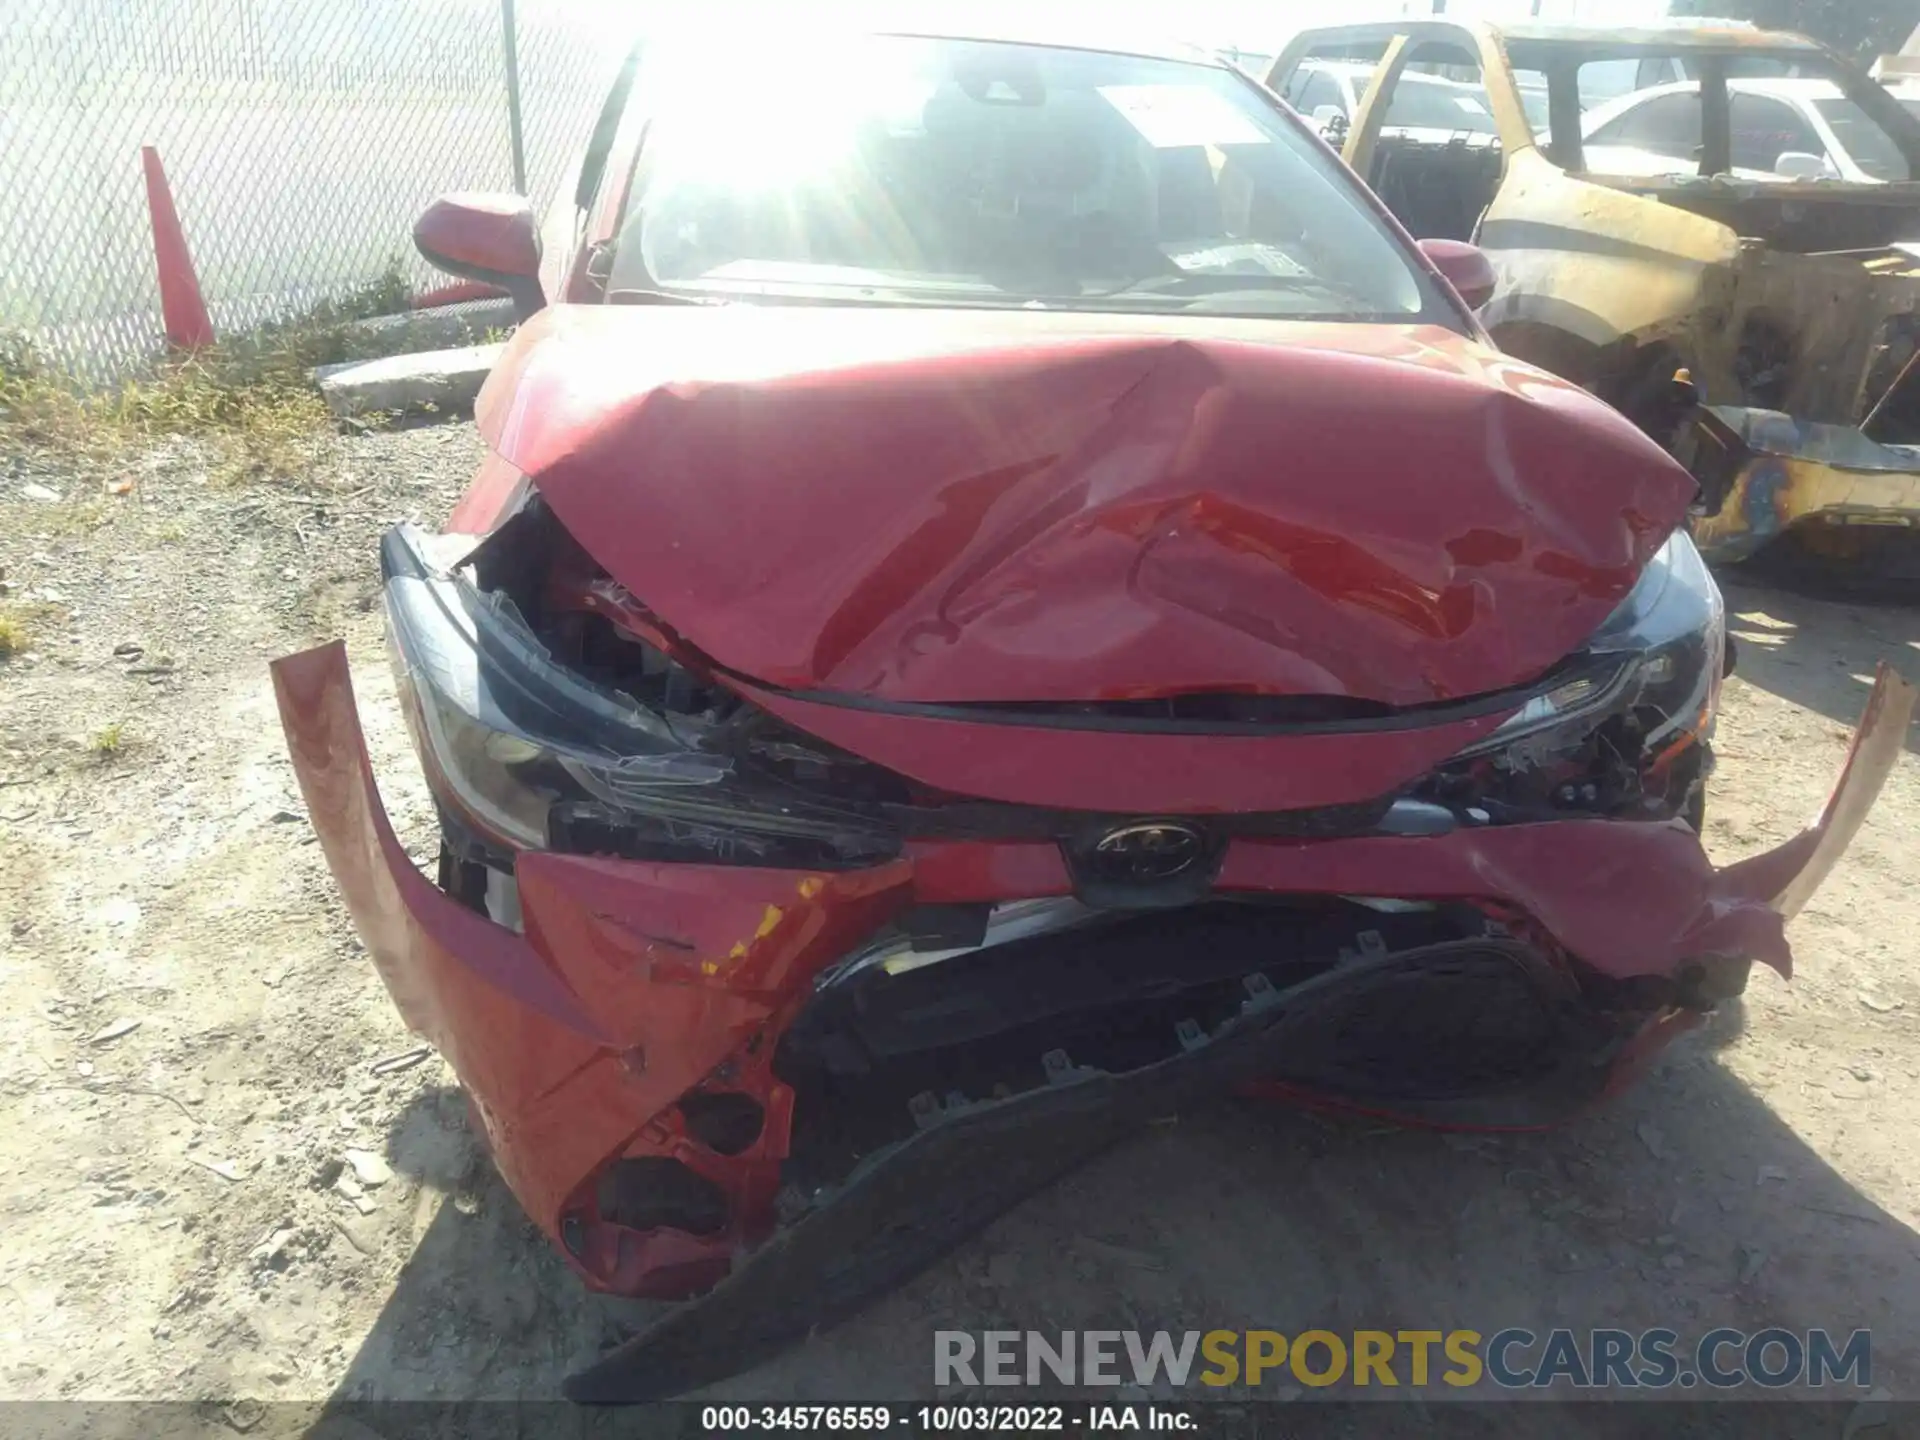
[
  {"x1": 2, "y1": 0, "x2": 607, "y2": 379},
  {"x1": 502, "y1": 0, "x2": 528, "y2": 194}
]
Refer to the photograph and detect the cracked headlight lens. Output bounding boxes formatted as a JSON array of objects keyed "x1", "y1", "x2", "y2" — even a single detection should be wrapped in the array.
[
  {"x1": 1452, "y1": 530, "x2": 1724, "y2": 762},
  {"x1": 1432, "y1": 527, "x2": 1724, "y2": 826},
  {"x1": 380, "y1": 525, "x2": 897, "y2": 867}
]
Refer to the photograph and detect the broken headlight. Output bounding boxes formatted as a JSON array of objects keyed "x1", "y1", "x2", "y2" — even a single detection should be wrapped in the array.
[
  {"x1": 1424, "y1": 530, "x2": 1725, "y2": 819},
  {"x1": 381, "y1": 527, "x2": 898, "y2": 867}
]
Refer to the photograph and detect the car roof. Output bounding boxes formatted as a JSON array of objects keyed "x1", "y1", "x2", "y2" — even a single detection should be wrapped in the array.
[
  {"x1": 1282, "y1": 18, "x2": 1826, "y2": 57},
  {"x1": 1722, "y1": 76, "x2": 1850, "y2": 100},
  {"x1": 1466, "y1": 20, "x2": 1822, "y2": 53},
  {"x1": 1495, "y1": 21, "x2": 1791, "y2": 46}
]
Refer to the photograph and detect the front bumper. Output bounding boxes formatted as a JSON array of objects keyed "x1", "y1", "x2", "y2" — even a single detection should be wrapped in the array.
[
  {"x1": 274, "y1": 640, "x2": 1911, "y2": 1395},
  {"x1": 1688, "y1": 405, "x2": 1920, "y2": 571}
]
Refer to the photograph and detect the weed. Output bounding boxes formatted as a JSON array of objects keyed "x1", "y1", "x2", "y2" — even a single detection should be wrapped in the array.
[
  {"x1": 90, "y1": 722, "x2": 125, "y2": 757},
  {"x1": 0, "y1": 261, "x2": 433, "y2": 483},
  {"x1": 0, "y1": 601, "x2": 68, "y2": 659},
  {"x1": 38, "y1": 500, "x2": 111, "y2": 536}
]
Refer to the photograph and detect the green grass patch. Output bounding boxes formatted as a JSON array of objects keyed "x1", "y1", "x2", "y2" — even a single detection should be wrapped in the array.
[
  {"x1": 0, "y1": 607, "x2": 30, "y2": 658},
  {"x1": 0, "y1": 264, "x2": 426, "y2": 483},
  {"x1": 0, "y1": 600, "x2": 65, "y2": 659}
]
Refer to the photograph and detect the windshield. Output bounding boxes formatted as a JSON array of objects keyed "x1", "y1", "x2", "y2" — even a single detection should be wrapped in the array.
[
  {"x1": 1814, "y1": 97, "x2": 1909, "y2": 181},
  {"x1": 1383, "y1": 77, "x2": 1499, "y2": 134},
  {"x1": 1329, "y1": 65, "x2": 1501, "y2": 135},
  {"x1": 612, "y1": 35, "x2": 1441, "y2": 322}
]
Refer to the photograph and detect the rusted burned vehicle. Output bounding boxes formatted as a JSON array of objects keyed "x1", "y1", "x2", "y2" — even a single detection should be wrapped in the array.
[
  {"x1": 272, "y1": 21, "x2": 1915, "y2": 1402},
  {"x1": 1269, "y1": 21, "x2": 1920, "y2": 578}
]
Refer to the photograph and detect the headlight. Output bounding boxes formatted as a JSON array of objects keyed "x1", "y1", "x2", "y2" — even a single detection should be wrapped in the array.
[
  {"x1": 1588, "y1": 523, "x2": 1725, "y2": 743},
  {"x1": 1427, "y1": 530, "x2": 1725, "y2": 818},
  {"x1": 381, "y1": 527, "x2": 898, "y2": 867}
]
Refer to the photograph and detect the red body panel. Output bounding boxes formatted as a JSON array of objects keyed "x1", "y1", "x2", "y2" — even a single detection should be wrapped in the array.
[
  {"x1": 733, "y1": 677, "x2": 1505, "y2": 812},
  {"x1": 472, "y1": 305, "x2": 1692, "y2": 708},
  {"x1": 271, "y1": 642, "x2": 1912, "y2": 1298},
  {"x1": 446, "y1": 450, "x2": 525, "y2": 537}
]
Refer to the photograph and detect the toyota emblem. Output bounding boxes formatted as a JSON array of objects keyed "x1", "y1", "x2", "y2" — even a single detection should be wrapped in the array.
[{"x1": 1092, "y1": 821, "x2": 1206, "y2": 883}]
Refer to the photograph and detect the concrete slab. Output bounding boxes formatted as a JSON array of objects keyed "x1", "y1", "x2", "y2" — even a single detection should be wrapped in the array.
[
  {"x1": 349, "y1": 297, "x2": 517, "y2": 350},
  {"x1": 314, "y1": 342, "x2": 505, "y2": 419}
]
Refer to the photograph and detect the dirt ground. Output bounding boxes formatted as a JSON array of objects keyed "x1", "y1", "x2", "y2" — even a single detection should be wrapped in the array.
[{"x1": 3, "y1": 421, "x2": 1919, "y2": 1424}]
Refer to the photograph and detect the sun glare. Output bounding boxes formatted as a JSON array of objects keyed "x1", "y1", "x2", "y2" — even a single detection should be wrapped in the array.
[{"x1": 646, "y1": 39, "x2": 926, "y2": 192}]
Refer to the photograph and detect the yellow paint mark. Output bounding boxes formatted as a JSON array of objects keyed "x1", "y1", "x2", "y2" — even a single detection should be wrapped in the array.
[
  {"x1": 1733, "y1": 611, "x2": 1795, "y2": 631},
  {"x1": 797, "y1": 877, "x2": 824, "y2": 899},
  {"x1": 729, "y1": 941, "x2": 748, "y2": 959},
  {"x1": 702, "y1": 961, "x2": 719, "y2": 975},
  {"x1": 754, "y1": 905, "x2": 784, "y2": 940}
]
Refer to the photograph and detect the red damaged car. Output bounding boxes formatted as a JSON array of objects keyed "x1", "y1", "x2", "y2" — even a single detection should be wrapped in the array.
[{"x1": 271, "y1": 24, "x2": 1913, "y2": 1401}]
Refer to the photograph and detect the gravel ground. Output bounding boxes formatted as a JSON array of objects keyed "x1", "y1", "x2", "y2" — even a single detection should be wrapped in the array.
[{"x1": 2, "y1": 421, "x2": 1918, "y2": 1430}]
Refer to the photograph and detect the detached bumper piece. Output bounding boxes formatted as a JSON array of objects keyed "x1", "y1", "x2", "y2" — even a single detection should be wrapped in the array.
[
  {"x1": 571, "y1": 936, "x2": 1590, "y2": 1405},
  {"x1": 272, "y1": 642, "x2": 1913, "y2": 1403},
  {"x1": 1688, "y1": 404, "x2": 1920, "y2": 577}
]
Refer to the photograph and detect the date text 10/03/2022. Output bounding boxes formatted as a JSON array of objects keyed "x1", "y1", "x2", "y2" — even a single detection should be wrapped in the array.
[{"x1": 696, "y1": 1326, "x2": 1872, "y2": 1432}]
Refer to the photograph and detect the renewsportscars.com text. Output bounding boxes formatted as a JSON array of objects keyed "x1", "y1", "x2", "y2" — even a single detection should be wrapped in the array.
[{"x1": 934, "y1": 1328, "x2": 1871, "y2": 1391}]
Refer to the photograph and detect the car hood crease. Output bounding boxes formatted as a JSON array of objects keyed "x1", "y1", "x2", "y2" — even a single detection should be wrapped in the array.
[{"x1": 478, "y1": 305, "x2": 1695, "y2": 708}]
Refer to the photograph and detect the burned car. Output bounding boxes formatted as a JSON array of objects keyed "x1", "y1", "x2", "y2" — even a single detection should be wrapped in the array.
[
  {"x1": 272, "y1": 24, "x2": 1914, "y2": 1401},
  {"x1": 1270, "y1": 22, "x2": 1920, "y2": 579}
]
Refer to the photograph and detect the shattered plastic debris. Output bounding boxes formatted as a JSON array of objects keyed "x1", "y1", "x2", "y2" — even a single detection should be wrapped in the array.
[
  {"x1": 335, "y1": 1171, "x2": 378, "y2": 1215},
  {"x1": 343, "y1": 1148, "x2": 392, "y2": 1188}
]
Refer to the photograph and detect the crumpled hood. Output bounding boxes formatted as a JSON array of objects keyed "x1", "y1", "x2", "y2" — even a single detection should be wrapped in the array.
[{"x1": 477, "y1": 304, "x2": 1694, "y2": 707}]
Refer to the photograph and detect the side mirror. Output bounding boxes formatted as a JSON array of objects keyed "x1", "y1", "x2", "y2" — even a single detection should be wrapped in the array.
[
  {"x1": 1417, "y1": 237, "x2": 1497, "y2": 311},
  {"x1": 413, "y1": 192, "x2": 544, "y2": 320},
  {"x1": 1773, "y1": 150, "x2": 1835, "y2": 180},
  {"x1": 1310, "y1": 104, "x2": 1348, "y2": 140}
]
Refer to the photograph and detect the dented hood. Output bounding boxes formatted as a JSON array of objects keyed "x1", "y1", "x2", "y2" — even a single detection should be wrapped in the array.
[{"x1": 477, "y1": 305, "x2": 1694, "y2": 707}]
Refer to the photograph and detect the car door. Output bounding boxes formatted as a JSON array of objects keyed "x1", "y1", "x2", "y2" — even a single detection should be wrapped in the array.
[
  {"x1": 1582, "y1": 90, "x2": 1708, "y2": 178},
  {"x1": 1335, "y1": 35, "x2": 1514, "y2": 243},
  {"x1": 1269, "y1": 35, "x2": 1393, "y2": 142},
  {"x1": 1728, "y1": 91, "x2": 1834, "y2": 179},
  {"x1": 1288, "y1": 65, "x2": 1351, "y2": 140}
]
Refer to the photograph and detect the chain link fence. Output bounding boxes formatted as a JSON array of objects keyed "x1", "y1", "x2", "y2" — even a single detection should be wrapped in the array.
[{"x1": 0, "y1": 0, "x2": 626, "y2": 382}]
